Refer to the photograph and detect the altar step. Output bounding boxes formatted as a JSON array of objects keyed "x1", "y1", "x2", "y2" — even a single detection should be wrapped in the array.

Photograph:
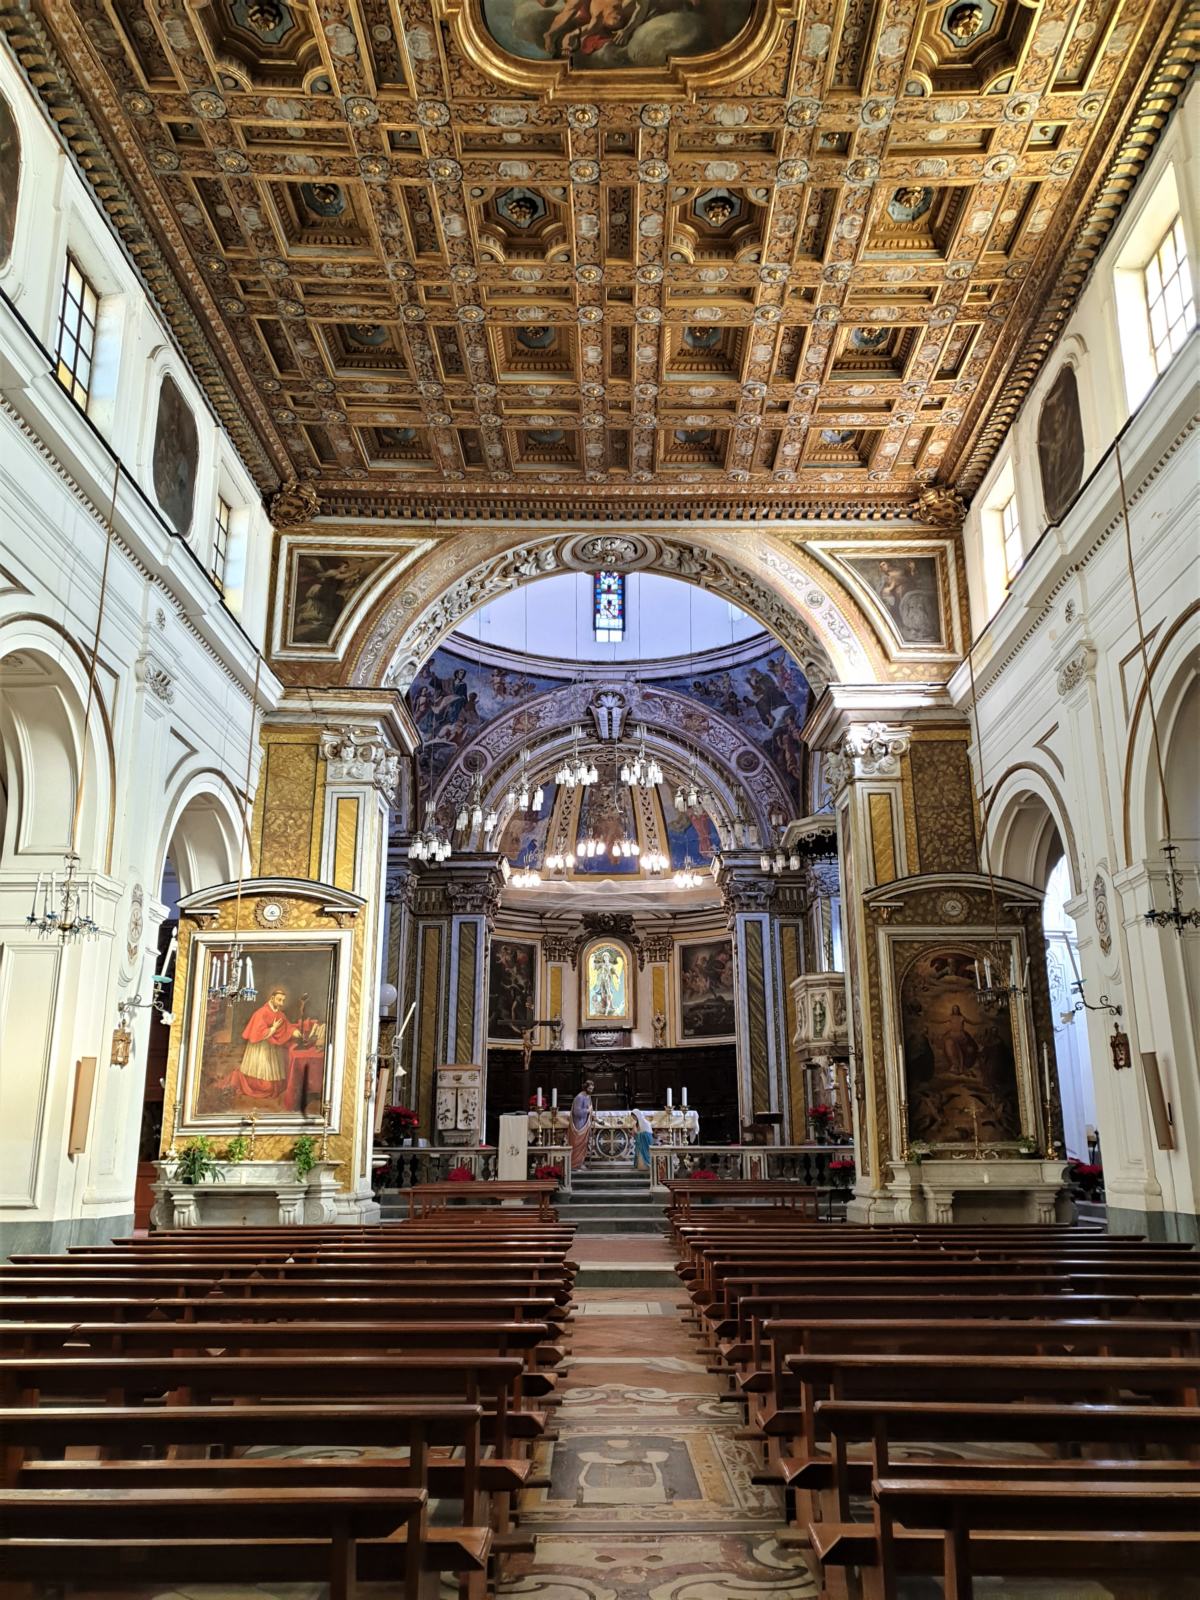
[{"x1": 558, "y1": 1163, "x2": 666, "y2": 1234}]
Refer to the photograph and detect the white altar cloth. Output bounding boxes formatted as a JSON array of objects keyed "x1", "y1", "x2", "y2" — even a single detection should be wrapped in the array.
[{"x1": 529, "y1": 1108, "x2": 699, "y2": 1151}]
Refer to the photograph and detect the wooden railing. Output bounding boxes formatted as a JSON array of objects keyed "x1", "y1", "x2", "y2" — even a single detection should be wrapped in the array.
[{"x1": 648, "y1": 1142, "x2": 854, "y2": 1191}]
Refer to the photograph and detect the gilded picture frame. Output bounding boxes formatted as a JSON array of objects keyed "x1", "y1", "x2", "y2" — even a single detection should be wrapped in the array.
[
  {"x1": 579, "y1": 936, "x2": 635, "y2": 1029},
  {"x1": 175, "y1": 928, "x2": 353, "y2": 1135},
  {"x1": 673, "y1": 935, "x2": 736, "y2": 1045}
]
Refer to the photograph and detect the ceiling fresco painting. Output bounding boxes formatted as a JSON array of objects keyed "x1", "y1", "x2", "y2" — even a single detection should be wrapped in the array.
[{"x1": 5, "y1": 0, "x2": 1187, "y2": 526}]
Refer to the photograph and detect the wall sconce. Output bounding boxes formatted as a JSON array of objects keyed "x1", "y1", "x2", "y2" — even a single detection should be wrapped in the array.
[{"x1": 1110, "y1": 1029, "x2": 1132, "y2": 1070}]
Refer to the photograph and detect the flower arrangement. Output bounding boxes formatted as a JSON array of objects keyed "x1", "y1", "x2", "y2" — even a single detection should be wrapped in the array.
[
  {"x1": 1068, "y1": 1159, "x2": 1103, "y2": 1194},
  {"x1": 534, "y1": 1163, "x2": 564, "y2": 1182},
  {"x1": 447, "y1": 1164, "x2": 476, "y2": 1183},
  {"x1": 808, "y1": 1104, "x2": 835, "y2": 1123},
  {"x1": 828, "y1": 1158, "x2": 855, "y2": 1185},
  {"x1": 690, "y1": 1168, "x2": 719, "y2": 1181},
  {"x1": 388, "y1": 1105, "x2": 419, "y2": 1128}
]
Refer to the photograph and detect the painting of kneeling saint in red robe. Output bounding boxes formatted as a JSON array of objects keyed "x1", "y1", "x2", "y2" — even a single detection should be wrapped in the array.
[{"x1": 192, "y1": 941, "x2": 337, "y2": 1120}]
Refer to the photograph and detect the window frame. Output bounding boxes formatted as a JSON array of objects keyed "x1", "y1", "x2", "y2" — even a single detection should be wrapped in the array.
[
  {"x1": 54, "y1": 253, "x2": 100, "y2": 412},
  {"x1": 593, "y1": 570, "x2": 625, "y2": 644},
  {"x1": 211, "y1": 493, "x2": 232, "y2": 592},
  {"x1": 1142, "y1": 213, "x2": 1194, "y2": 379},
  {"x1": 1000, "y1": 491, "x2": 1023, "y2": 586}
]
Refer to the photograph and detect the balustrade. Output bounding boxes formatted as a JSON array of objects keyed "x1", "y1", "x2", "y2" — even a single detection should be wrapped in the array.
[{"x1": 648, "y1": 1142, "x2": 853, "y2": 1190}]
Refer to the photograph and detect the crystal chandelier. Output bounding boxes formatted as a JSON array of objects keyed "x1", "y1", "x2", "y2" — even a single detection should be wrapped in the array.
[
  {"x1": 505, "y1": 748, "x2": 545, "y2": 813},
  {"x1": 643, "y1": 851, "x2": 669, "y2": 875},
  {"x1": 555, "y1": 726, "x2": 598, "y2": 788},
  {"x1": 545, "y1": 850, "x2": 575, "y2": 873},
  {"x1": 760, "y1": 845, "x2": 801, "y2": 875},
  {"x1": 454, "y1": 773, "x2": 498, "y2": 839},
  {"x1": 674, "y1": 856, "x2": 705, "y2": 890},
  {"x1": 672, "y1": 750, "x2": 710, "y2": 818},
  {"x1": 511, "y1": 864, "x2": 542, "y2": 889},
  {"x1": 576, "y1": 832, "x2": 640, "y2": 863},
  {"x1": 619, "y1": 725, "x2": 663, "y2": 789},
  {"x1": 28, "y1": 852, "x2": 100, "y2": 943},
  {"x1": 1144, "y1": 841, "x2": 1200, "y2": 933},
  {"x1": 409, "y1": 808, "x2": 453, "y2": 863}
]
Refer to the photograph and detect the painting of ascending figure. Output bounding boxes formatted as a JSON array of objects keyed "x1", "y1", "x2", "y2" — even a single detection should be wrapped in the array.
[
  {"x1": 482, "y1": 0, "x2": 753, "y2": 68},
  {"x1": 899, "y1": 945, "x2": 1021, "y2": 1147}
]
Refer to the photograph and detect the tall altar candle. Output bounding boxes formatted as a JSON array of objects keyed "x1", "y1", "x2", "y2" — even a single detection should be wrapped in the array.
[
  {"x1": 681, "y1": 1086, "x2": 688, "y2": 1107},
  {"x1": 667, "y1": 1087, "x2": 673, "y2": 1108},
  {"x1": 551, "y1": 1087, "x2": 558, "y2": 1109},
  {"x1": 536, "y1": 1087, "x2": 543, "y2": 1109},
  {"x1": 1042, "y1": 1043, "x2": 1052, "y2": 1106}
]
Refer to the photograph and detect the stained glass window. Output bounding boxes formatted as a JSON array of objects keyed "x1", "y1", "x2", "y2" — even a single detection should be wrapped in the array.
[{"x1": 593, "y1": 571, "x2": 624, "y2": 643}]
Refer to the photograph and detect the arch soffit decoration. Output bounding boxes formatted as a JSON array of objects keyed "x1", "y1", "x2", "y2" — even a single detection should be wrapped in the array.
[
  {"x1": 431, "y1": 678, "x2": 794, "y2": 835},
  {"x1": 1121, "y1": 601, "x2": 1200, "y2": 864},
  {"x1": 0, "y1": 617, "x2": 117, "y2": 872},
  {"x1": 346, "y1": 527, "x2": 885, "y2": 693},
  {"x1": 983, "y1": 762, "x2": 1081, "y2": 899},
  {"x1": 156, "y1": 770, "x2": 246, "y2": 899}
]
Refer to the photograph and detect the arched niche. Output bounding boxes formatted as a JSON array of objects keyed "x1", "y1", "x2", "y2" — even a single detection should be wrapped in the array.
[
  {"x1": 0, "y1": 638, "x2": 113, "y2": 871},
  {"x1": 157, "y1": 781, "x2": 243, "y2": 899},
  {"x1": 579, "y1": 937, "x2": 636, "y2": 1031},
  {"x1": 986, "y1": 767, "x2": 1081, "y2": 898},
  {"x1": 1123, "y1": 604, "x2": 1199, "y2": 863}
]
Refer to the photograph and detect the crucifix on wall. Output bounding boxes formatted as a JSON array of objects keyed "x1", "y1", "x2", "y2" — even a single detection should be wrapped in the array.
[{"x1": 521, "y1": 1016, "x2": 564, "y2": 1075}]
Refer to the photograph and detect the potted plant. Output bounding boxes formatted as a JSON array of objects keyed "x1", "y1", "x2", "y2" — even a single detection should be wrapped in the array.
[
  {"x1": 906, "y1": 1140, "x2": 933, "y2": 1165},
  {"x1": 808, "y1": 1103, "x2": 836, "y2": 1144},
  {"x1": 828, "y1": 1157, "x2": 855, "y2": 1190},
  {"x1": 380, "y1": 1104, "x2": 420, "y2": 1145},
  {"x1": 170, "y1": 1137, "x2": 222, "y2": 1186},
  {"x1": 447, "y1": 1164, "x2": 476, "y2": 1183},
  {"x1": 1068, "y1": 1158, "x2": 1104, "y2": 1199},
  {"x1": 224, "y1": 1134, "x2": 250, "y2": 1165},
  {"x1": 1016, "y1": 1134, "x2": 1040, "y2": 1158},
  {"x1": 690, "y1": 1168, "x2": 719, "y2": 1182},
  {"x1": 533, "y1": 1162, "x2": 564, "y2": 1183},
  {"x1": 292, "y1": 1133, "x2": 318, "y2": 1181}
]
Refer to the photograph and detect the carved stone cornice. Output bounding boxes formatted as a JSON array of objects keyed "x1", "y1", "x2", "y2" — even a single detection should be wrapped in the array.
[
  {"x1": 445, "y1": 873, "x2": 504, "y2": 925},
  {"x1": 642, "y1": 932, "x2": 674, "y2": 964},
  {"x1": 320, "y1": 727, "x2": 401, "y2": 805},
  {"x1": 573, "y1": 911, "x2": 645, "y2": 969},
  {"x1": 714, "y1": 855, "x2": 778, "y2": 925}
]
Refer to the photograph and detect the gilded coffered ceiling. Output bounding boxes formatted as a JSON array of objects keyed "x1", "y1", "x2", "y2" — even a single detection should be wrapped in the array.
[{"x1": 5, "y1": 0, "x2": 1192, "y2": 521}]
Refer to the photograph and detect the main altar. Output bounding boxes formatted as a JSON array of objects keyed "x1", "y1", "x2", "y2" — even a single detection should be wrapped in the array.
[{"x1": 529, "y1": 1107, "x2": 699, "y2": 1161}]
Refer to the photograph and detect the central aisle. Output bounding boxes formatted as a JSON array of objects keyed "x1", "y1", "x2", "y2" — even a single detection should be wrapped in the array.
[{"x1": 501, "y1": 1236, "x2": 818, "y2": 1599}]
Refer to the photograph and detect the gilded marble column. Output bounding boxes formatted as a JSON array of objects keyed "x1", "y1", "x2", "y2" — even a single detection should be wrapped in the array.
[{"x1": 715, "y1": 854, "x2": 788, "y2": 1132}]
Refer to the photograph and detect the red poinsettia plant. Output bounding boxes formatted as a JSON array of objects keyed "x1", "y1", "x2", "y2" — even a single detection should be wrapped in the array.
[
  {"x1": 1068, "y1": 1159, "x2": 1103, "y2": 1191},
  {"x1": 534, "y1": 1163, "x2": 564, "y2": 1182},
  {"x1": 690, "y1": 1168, "x2": 719, "y2": 1181},
  {"x1": 808, "y1": 1104, "x2": 836, "y2": 1123},
  {"x1": 828, "y1": 1158, "x2": 855, "y2": 1186},
  {"x1": 828, "y1": 1158, "x2": 855, "y2": 1174},
  {"x1": 447, "y1": 1165, "x2": 476, "y2": 1183},
  {"x1": 528, "y1": 1094, "x2": 546, "y2": 1110},
  {"x1": 387, "y1": 1105, "x2": 419, "y2": 1129}
]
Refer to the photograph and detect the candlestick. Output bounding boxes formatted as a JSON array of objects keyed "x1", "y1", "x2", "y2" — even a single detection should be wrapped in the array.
[
  {"x1": 536, "y1": 1087, "x2": 543, "y2": 1109},
  {"x1": 1042, "y1": 1042, "x2": 1052, "y2": 1106},
  {"x1": 551, "y1": 1087, "x2": 558, "y2": 1109},
  {"x1": 667, "y1": 1087, "x2": 673, "y2": 1108},
  {"x1": 681, "y1": 1086, "x2": 688, "y2": 1108},
  {"x1": 974, "y1": 958, "x2": 981, "y2": 987},
  {"x1": 30, "y1": 873, "x2": 41, "y2": 919}
]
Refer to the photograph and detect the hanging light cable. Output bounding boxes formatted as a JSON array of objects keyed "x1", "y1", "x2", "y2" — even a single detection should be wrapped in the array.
[
  {"x1": 1115, "y1": 441, "x2": 1199, "y2": 933},
  {"x1": 208, "y1": 652, "x2": 264, "y2": 1003},
  {"x1": 29, "y1": 462, "x2": 123, "y2": 944}
]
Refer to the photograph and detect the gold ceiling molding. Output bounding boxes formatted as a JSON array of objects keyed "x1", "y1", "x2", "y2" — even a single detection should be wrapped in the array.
[
  {"x1": 4, "y1": 0, "x2": 1188, "y2": 516},
  {"x1": 436, "y1": 0, "x2": 800, "y2": 101}
]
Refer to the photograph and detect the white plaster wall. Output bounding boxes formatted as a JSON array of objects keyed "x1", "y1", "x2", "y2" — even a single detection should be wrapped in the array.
[
  {"x1": 0, "y1": 53, "x2": 281, "y2": 1248},
  {"x1": 955, "y1": 87, "x2": 1200, "y2": 1235}
]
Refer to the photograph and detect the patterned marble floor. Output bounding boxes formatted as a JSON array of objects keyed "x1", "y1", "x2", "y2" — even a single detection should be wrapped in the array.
[{"x1": 498, "y1": 1289, "x2": 818, "y2": 1600}]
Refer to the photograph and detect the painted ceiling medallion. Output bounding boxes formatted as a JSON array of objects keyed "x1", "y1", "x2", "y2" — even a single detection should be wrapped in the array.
[
  {"x1": 887, "y1": 186, "x2": 935, "y2": 223},
  {"x1": 477, "y1": 0, "x2": 753, "y2": 69}
]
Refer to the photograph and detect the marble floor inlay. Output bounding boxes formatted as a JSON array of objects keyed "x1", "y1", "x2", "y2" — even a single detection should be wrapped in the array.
[{"x1": 499, "y1": 1277, "x2": 818, "y2": 1600}]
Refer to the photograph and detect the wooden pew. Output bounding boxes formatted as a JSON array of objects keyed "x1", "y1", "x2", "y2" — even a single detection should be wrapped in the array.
[
  {"x1": 0, "y1": 1484, "x2": 429, "y2": 1600},
  {"x1": 0, "y1": 1402, "x2": 491, "y2": 1594},
  {"x1": 873, "y1": 1477, "x2": 1200, "y2": 1599},
  {"x1": 406, "y1": 1181, "x2": 560, "y2": 1219},
  {"x1": 665, "y1": 1181, "x2": 820, "y2": 1219}
]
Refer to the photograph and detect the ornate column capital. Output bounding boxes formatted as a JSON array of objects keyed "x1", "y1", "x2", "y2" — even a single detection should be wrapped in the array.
[
  {"x1": 642, "y1": 932, "x2": 673, "y2": 964},
  {"x1": 543, "y1": 932, "x2": 576, "y2": 964},
  {"x1": 826, "y1": 722, "x2": 912, "y2": 793},
  {"x1": 1055, "y1": 641, "x2": 1097, "y2": 699},
  {"x1": 443, "y1": 861, "x2": 506, "y2": 927},
  {"x1": 715, "y1": 855, "x2": 777, "y2": 926},
  {"x1": 320, "y1": 726, "x2": 402, "y2": 805}
]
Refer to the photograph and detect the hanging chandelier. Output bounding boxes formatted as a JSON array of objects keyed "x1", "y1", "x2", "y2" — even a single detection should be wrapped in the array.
[
  {"x1": 505, "y1": 748, "x2": 545, "y2": 813},
  {"x1": 210, "y1": 655, "x2": 266, "y2": 1003},
  {"x1": 760, "y1": 846, "x2": 802, "y2": 876},
  {"x1": 619, "y1": 725, "x2": 663, "y2": 789},
  {"x1": 455, "y1": 773, "x2": 498, "y2": 839},
  {"x1": 1109, "y1": 441, "x2": 1200, "y2": 935},
  {"x1": 1144, "y1": 841, "x2": 1200, "y2": 933},
  {"x1": 643, "y1": 851, "x2": 669, "y2": 875},
  {"x1": 28, "y1": 852, "x2": 100, "y2": 943},
  {"x1": 965, "y1": 646, "x2": 1028, "y2": 1013},
  {"x1": 674, "y1": 856, "x2": 705, "y2": 890},
  {"x1": 409, "y1": 807, "x2": 452, "y2": 863},
  {"x1": 555, "y1": 726, "x2": 598, "y2": 789},
  {"x1": 511, "y1": 864, "x2": 542, "y2": 889},
  {"x1": 672, "y1": 750, "x2": 710, "y2": 818},
  {"x1": 29, "y1": 464, "x2": 125, "y2": 944},
  {"x1": 576, "y1": 832, "x2": 641, "y2": 863},
  {"x1": 545, "y1": 850, "x2": 574, "y2": 872}
]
